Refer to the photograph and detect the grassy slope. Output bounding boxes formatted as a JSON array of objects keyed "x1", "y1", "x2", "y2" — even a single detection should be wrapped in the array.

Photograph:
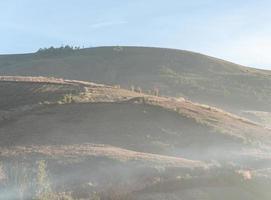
[
  {"x1": 0, "y1": 77, "x2": 269, "y2": 153},
  {"x1": 0, "y1": 46, "x2": 271, "y2": 113},
  {"x1": 0, "y1": 77, "x2": 271, "y2": 199}
]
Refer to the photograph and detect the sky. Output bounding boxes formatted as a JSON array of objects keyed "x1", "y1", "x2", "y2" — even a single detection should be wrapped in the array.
[{"x1": 0, "y1": 0, "x2": 271, "y2": 69}]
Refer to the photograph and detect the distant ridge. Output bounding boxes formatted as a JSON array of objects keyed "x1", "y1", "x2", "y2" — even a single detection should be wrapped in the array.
[{"x1": 0, "y1": 46, "x2": 271, "y2": 112}]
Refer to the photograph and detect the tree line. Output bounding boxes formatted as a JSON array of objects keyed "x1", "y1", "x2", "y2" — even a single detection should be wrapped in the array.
[{"x1": 36, "y1": 45, "x2": 82, "y2": 56}]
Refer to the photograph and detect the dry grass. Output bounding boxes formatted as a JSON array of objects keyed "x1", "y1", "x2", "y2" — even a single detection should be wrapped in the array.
[
  {"x1": 0, "y1": 163, "x2": 5, "y2": 182},
  {"x1": 0, "y1": 144, "x2": 205, "y2": 169},
  {"x1": 1, "y1": 76, "x2": 270, "y2": 146}
]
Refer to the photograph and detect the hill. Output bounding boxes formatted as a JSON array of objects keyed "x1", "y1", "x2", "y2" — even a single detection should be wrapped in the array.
[
  {"x1": 0, "y1": 46, "x2": 271, "y2": 115},
  {"x1": 0, "y1": 76, "x2": 269, "y2": 150},
  {"x1": 1, "y1": 76, "x2": 271, "y2": 199}
]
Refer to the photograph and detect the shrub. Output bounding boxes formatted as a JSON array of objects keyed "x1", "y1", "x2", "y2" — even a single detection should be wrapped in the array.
[{"x1": 35, "y1": 160, "x2": 55, "y2": 200}]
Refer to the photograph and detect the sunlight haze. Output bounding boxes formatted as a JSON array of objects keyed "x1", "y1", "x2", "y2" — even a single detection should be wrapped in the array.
[{"x1": 1, "y1": 0, "x2": 271, "y2": 69}]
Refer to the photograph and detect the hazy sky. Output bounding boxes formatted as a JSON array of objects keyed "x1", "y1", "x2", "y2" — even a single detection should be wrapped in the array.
[{"x1": 1, "y1": 0, "x2": 271, "y2": 69}]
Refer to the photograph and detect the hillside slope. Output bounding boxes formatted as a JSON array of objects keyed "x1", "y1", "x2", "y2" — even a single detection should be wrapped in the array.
[
  {"x1": 0, "y1": 46, "x2": 271, "y2": 113},
  {"x1": 0, "y1": 76, "x2": 270, "y2": 156},
  {"x1": 0, "y1": 76, "x2": 271, "y2": 199}
]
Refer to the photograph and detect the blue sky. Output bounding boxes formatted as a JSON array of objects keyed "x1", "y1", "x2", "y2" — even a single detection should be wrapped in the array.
[{"x1": 1, "y1": 0, "x2": 271, "y2": 69}]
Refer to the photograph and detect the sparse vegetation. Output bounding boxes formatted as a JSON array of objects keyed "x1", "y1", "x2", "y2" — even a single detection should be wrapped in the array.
[
  {"x1": 35, "y1": 160, "x2": 54, "y2": 200},
  {"x1": 130, "y1": 85, "x2": 135, "y2": 92},
  {"x1": 1, "y1": 162, "x2": 35, "y2": 200},
  {"x1": 0, "y1": 161, "x2": 74, "y2": 200},
  {"x1": 0, "y1": 163, "x2": 5, "y2": 181},
  {"x1": 58, "y1": 94, "x2": 74, "y2": 104},
  {"x1": 1, "y1": 46, "x2": 271, "y2": 112},
  {"x1": 135, "y1": 86, "x2": 142, "y2": 93},
  {"x1": 0, "y1": 57, "x2": 271, "y2": 199}
]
